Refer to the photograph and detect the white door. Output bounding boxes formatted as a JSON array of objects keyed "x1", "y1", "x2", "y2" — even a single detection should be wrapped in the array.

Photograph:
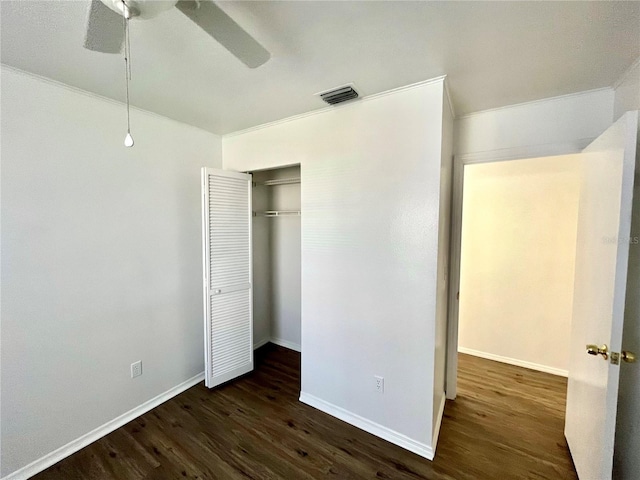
[
  {"x1": 565, "y1": 111, "x2": 638, "y2": 479},
  {"x1": 202, "y1": 168, "x2": 253, "y2": 388}
]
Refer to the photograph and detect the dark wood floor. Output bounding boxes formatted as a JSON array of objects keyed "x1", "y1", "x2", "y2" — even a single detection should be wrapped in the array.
[{"x1": 34, "y1": 346, "x2": 577, "y2": 479}]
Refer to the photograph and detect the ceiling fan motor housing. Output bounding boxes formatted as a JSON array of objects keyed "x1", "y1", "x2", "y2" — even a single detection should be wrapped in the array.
[
  {"x1": 86, "y1": 0, "x2": 271, "y2": 67},
  {"x1": 100, "y1": 0, "x2": 178, "y2": 19}
]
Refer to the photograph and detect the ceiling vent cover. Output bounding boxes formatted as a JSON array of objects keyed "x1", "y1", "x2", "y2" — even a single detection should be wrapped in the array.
[{"x1": 319, "y1": 85, "x2": 359, "y2": 105}]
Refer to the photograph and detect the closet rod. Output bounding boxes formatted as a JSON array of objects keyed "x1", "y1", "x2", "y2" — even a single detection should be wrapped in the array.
[
  {"x1": 254, "y1": 178, "x2": 301, "y2": 187},
  {"x1": 253, "y1": 210, "x2": 301, "y2": 217}
]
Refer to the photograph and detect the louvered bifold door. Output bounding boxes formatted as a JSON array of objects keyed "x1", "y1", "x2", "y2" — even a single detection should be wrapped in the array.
[{"x1": 202, "y1": 168, "x2": 253, "y2": 388}]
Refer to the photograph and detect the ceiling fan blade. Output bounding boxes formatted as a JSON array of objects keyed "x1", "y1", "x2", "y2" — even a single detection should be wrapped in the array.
[
  {"x1": 83, "y1": 0, "x2": 124, "y2": 54},
  {"x1": 176, "y1": 0, "x2": 270, "y2": 68}
]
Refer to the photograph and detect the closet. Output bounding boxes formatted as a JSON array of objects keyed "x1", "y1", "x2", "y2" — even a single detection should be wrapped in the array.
[
  {"x1": 251, "y1": 165, "x2": 301, "y2": 353},
  {"x1": 201, "y1": 165, "x2": 301, "y2": 389}
]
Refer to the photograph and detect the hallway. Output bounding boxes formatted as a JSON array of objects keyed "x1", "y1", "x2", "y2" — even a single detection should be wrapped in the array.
[{"x1": 438, "y1": 353, "x2": 576, "y2": 479}]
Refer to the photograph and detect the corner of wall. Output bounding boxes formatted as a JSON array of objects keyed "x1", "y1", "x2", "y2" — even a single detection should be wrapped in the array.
[
  {"x1": 299, "y1": 392, "x2": 435, "y2": 460},
  {"x1": 442, "y1": 77, "x2": 456, "y2": 120},
  {"x1": 432, "y1": 86, "x2": 454, "y2": 444},
  {"x1": 212, "y1": 77, "x2": 453, "y2": 461},
  {"x1": 1, "y1": 68, "x2": 220, "y2": 478},
  {"x1": 613, "y1": 56, "x2": 640, "y2": 122}
]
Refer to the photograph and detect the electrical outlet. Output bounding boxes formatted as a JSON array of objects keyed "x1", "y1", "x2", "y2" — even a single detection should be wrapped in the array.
[
  {"x1": 375, "y1": 375, "x2": 384, "y2": 393},
  {"x1": 131, "y1": 360, "x2": 142, "y2": 378}
]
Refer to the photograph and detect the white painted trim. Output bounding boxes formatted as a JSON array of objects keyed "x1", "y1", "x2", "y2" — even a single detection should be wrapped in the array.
[
  {"x1": 253, "y1": 337, "x2": 271, "y2": 349},
  {"x1": 432, "y1": 394, "x2": 447, "y2": 452},
  {"x1": 445, "y1": 153, "x2": 464, "y2": 400},
  {"x1": 253, "y1": 338, "x2": 301, "y2": 352},
  {"x1": 0, "y1": 64, "x2": 218, "y2": 137},
  {"x1": 1, "y1": 372, "x2": 205, "y2": 480},
  {"x1": 445, "y1": 141, "x2": 586, "y2": 400},
  {"x1": 299, "y1": 392, "x2": 434, "y2": 460},
  {"x1": 457, "y1": 87, "x2": 614, "y2": 120},
  {"x1": 201, "y1": 169, "x2": 211, "y2": 388},
  {"x1": 457, "y1": 139, "x2": 594, "y2": 165},
  {"x1": 612, "y1": 55, "x2": 640, "y2": 90},
  {"x1": 224, "y1": 76, "x2": 447, "y2": 138},
  {"x1": 1, "y1": 64, "x2": 448, "y2": 139},
  {"x1": 458, "y1": 347, "x2": 568, "y2": 377},
  {"x1": 270, "y1": 337, "x2": 301, "y2": 353},
  {"x1": 442, "y1": 76, "x2": 456, "y2": 119}
]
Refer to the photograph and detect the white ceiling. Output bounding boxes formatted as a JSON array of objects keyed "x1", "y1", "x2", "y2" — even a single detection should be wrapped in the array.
[{"x1": 2, "y1": 1, "x2": 639, "y2": 135}]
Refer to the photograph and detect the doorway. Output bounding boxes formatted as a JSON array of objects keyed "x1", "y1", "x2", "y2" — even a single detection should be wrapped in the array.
[
  {"x1": 446, "y1": 148, "x2": 589, "y2": 399},
  {"x1": 443, "y1": 113, "x2": 638, "y2": 480},
  {"x1": 457, "y1": 155, "x2": 581, "y2": 377},
  {"x1": 201, "y1": 165, "x2": 302, "y2": 391},
  {"x1": 444, "y1": 152, "x2": 584, "y2": 478}
]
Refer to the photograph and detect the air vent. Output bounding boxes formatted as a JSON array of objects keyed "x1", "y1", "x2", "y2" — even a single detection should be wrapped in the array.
[{"x1": 319, "y1": 85, "x2": 359, "y2": 105}]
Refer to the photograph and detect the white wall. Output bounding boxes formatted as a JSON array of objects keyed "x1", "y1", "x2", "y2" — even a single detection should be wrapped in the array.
[
  {"x1": 268, "y1": 167, "x2": 301, "y2": 350},
  {"x1": 613, "y1": 57, "x2": 640, "y2": 121},
  {"x1": 0, "y1": 66, "x2": 222, "y2": 478},
  {"x1": 458, "y1": 155, "x2": 581, "y2": 376},
  {"x1": 455, "y1": 88, "x2": 614, "y2": 156},
  {"x1": 224, "y1": 79, "x2": 449, "y2": 458},
  {"x1": 251, "y1": 170, "x2": 272, "y2": 347}
]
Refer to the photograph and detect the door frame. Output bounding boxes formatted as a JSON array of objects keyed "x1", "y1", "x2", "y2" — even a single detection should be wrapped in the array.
[{"x1": 445, "y1": 139, "x2": 595, "y2": 399}]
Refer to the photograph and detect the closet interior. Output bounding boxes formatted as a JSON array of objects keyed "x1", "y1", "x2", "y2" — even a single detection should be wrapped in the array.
[{"x1": 250, "y1": 165, "x2": 301, "y2": 352}]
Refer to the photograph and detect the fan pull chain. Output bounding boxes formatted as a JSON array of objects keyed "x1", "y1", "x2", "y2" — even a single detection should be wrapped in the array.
[
  {"x1": 123, "y1": 1, "x2": 134, "y2": 147},
  {"x1": 126, "y1": 7, "x2": 132, "y2": 80}
]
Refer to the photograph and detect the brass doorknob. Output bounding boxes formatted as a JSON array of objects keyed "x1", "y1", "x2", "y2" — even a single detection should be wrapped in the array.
[
  {"x1": 587, "y1": 344, "x2": 609, "y2": 360},
  {"x1": 622, "y1": 351, "x2": 637, "y2": 363}
]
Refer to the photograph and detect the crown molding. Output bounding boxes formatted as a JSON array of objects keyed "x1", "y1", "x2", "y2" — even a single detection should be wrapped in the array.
[
  {"x1": 0, "y1": 63, "x2": 220, "y2": 138},
  {"x1": 612, "y1": 55, "x2": 640, "y2": 90},
  {"x1": 224, "y1": 76, "x2": 448, "y2": 139},
  {"x1": 457, "y1": 87, "x2": 614, "y2": 121}
]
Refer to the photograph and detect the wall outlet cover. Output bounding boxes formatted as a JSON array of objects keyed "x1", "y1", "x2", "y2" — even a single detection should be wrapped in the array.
[
  {"x1": 375, "y1": 375, "x2": 384, "y2": 393},
  {"x1": 131, "y1": 360, "x2": 142, "y2": 378}
]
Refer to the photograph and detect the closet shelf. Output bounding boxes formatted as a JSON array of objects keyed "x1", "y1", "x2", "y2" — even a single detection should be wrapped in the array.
[
  {"x1": 253, "y1": 210, "x2": 301, "y2": 217},
  {"x1": 254, "y1": 178, "x2": 301, "y2": 187}
]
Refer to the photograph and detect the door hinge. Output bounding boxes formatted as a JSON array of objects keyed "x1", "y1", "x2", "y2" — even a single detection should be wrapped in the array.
[{"x1": 456, "y1": 291, "x2": 460, "y2": 300}]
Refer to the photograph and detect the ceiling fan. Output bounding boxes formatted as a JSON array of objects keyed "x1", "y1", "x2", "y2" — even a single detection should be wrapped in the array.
[
  {"x1": 84, "y1": 0, "x2": 270, "y2": 147},
  {"x1": 84, "y1": 0, "x2": 271, "y2": 68}
]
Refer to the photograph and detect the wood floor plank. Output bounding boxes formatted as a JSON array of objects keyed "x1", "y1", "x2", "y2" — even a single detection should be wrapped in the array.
[{"x1": 33, "y1": 347, "x2": 576, "y2": 479}]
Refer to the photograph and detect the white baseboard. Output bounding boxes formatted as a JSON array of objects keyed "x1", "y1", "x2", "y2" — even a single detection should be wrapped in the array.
[
  {"x1": 253, "y1": 337, "x2": 271, "y2": 349},
  {"x1": 431, "y1": 394, "x2": 446, "y2": 454},
  {"x1": 299, "y1": 392, "x2": 434, "y2": 460},
  {"x1": 270, "y1": 337, "x2": 301, "y2": 352},
  {"x1": 2, "y1": 372, "x2": 205, "y2": 480},
  {"x1": 254, "y1": 337, "x2": 301, "y2": 352},
  {"x1": 458, "y1": 347, "x2": 568, "y2": 377}
]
